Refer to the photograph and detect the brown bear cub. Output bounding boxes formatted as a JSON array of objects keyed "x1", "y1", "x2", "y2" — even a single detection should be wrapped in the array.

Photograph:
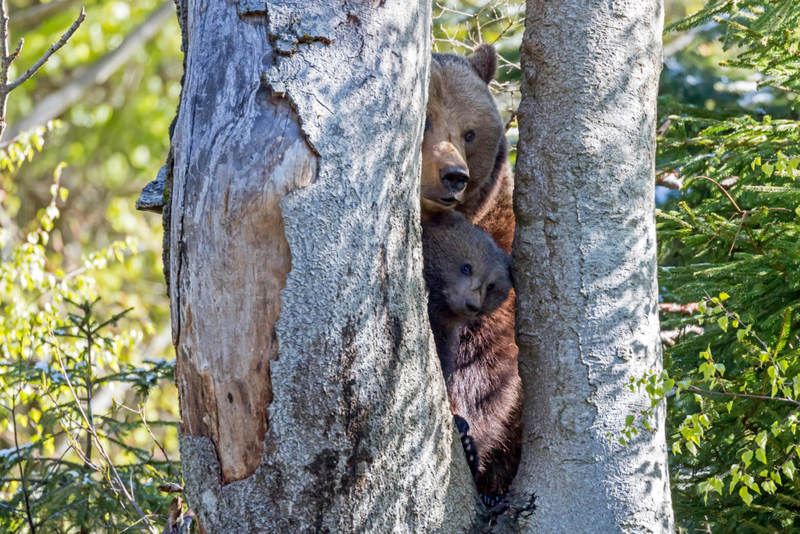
[
  {"x1": 422, "y1": 211, "x2": 520, "y2": 501},
  {"x1": 420, "y1": 44, "x2": 521, "y2": 500}
]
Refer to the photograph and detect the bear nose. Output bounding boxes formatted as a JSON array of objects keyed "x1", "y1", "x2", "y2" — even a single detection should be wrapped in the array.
[
  {"x1": 440, "y1": 166, "x2": 469, "y2": 194},
  {"x1": 465, "y1": 300, "x2": 480, "y2": 314}
]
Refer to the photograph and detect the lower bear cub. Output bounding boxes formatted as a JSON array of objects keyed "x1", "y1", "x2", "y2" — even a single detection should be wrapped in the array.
[{"x1": 422, "y1": 211, "x2": 520, "y2": 499}]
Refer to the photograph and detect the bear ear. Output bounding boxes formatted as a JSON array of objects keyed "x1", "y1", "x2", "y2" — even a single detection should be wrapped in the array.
[{"x1": 468, "y1": 44, "x2": 497, "y2": 84}]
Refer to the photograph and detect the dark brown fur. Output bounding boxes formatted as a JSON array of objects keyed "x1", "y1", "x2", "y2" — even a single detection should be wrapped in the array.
[
  {"x1": 422, "y1": 46, "x2": 520, "y2": 496},
  {"x1": 421, "y1": 212, "x2": 519, "y2": 494}
]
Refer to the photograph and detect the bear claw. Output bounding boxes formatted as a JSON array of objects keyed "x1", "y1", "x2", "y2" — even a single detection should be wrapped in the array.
[{"x1": 454, "y1": 415, "x2": 480, "y2": 477}]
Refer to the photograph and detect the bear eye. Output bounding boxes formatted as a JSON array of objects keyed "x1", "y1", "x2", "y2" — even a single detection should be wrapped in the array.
[
  {"x1": 464, "y1": 130, "x2": 475, "y2": 143},
  {"x1": 461, "y1": 264, "x2": 472, "y2": 276},
  {"x1": 487, "y1": 283, "x2": 495, "y2": 291}
]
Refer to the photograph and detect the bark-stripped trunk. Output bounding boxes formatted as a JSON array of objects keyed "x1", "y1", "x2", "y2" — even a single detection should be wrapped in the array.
[
  {"x1": 166, "y1": 1, "x2": 475, "y2": 532},
  {"x1": 513, "y1": 1, "x2": 675, "y2": 532}
]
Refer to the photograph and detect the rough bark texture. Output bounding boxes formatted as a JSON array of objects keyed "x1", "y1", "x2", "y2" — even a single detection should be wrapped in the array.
[
  {"x1": 168, "y1": 1, "x2": 475, "y2": 532},
  {"x1": 513, "y1": 1, "x2": 675, "y2": 532}
]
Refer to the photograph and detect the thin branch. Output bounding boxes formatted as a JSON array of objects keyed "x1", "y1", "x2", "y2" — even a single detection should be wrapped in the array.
[
  {"x1": 729, "y1": 211, "x2": 746, "y2": 256},
  {"x1": 48, "y1": 324, "x2": 156, "y2": 532},
  {"x1": 4, "y1": 1, "x2": 174, "y2": 141},
  {"x1": 3, "y1": 37, "x2": 22, "y2": 68},
  {"x1": 765, "y1": 83, "x2": 800, "y2": 94},
  {"x1": 687, "y1": 385, "x2": 800, "y2": 408},
  {"x1": 1, "y1": 1, "x2": 9, "y2": 77},
  {"x1": 696, "y1": 175, "x2": 742, "y2": 213},
  {"x1": 11, "y1": 395, "x2": 37, "y2": 534},
  {"x1": 6, "y1": 7, "x2": 85, "y2": 91}
]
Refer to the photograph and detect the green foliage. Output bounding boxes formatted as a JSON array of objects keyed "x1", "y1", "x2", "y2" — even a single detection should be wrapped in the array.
[
  {"x1": 624, "y1": 1, "x2": 800, "y2": 532},
  {"x1": 1, "y1": 158, "x2": 179, "y2": 532},
  {"x1": 6, "y1": 0, "x2": 182, "y2": 350},
  {"x1": 0, "y1": 3, "x2": 182, "y2": 530}
]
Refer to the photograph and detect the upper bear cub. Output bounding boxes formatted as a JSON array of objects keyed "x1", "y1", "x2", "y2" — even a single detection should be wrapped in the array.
[{"x1": 421, "y1": 44, "x2": 521, "y2": 497}]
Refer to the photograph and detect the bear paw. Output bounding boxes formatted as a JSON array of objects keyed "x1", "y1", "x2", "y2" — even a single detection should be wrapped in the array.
[
  {"x1": 454, "y1": 414, "x2": 479, "y2": 477},
  {"x1": 480, "y1": 493, "x2": 504, "y2": 509}
]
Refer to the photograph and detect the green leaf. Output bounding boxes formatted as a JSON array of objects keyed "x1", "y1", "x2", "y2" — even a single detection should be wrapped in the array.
[
  {"x1": 699, "y1": 414, "x2": 710, "y2": 428},
  {"x1": 740, "y1": 486, "x2": 753, "y2": 506},
  {"x1": 763, "y1": 163, "x2": 774, "y2": 176},
  {"x1": 737, "y1": 329, "x2": 747, "y2": 341},
  {"x1": 718, "y1": 317, "x2": 729, "y2": 332},
  {"x1": 756, "y1": 449, "x2": 768, "y2": 464},
  {"x1": 783, "y1": 460, "x2": 795, "y2": 481}
]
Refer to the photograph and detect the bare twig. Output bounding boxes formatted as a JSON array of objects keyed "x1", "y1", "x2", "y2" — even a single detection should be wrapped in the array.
[
  {"x1": 6, "y1": 7, "x2": 85, "y2": 91},
  {"x1": 766, "y1": 83, "x2": 800, "y2": 94},
  {"x1": 3, "y1": 37, "x2": 22, "y2": 67},
  {"x1": 4, "y1": 1, "x2": 174, "y2": 141},
  {"x1": 696, "y1": 175, "x2": 742, "y2": 213},
  {"x1": 687, "y1": 385, "x2": 800, "y2": 408},
  {"x1": 48, "y1": 324, "x2": 157, "y2": 533},
  {"x1": 729, "y1": 211, "x2": 747, "y2": 256},
  {"x1": 0, "y1": 2, "x2": 85, "y2": 143},
  {"x1": 119, "y1": 402, "x2": 179, "y2": 479}
]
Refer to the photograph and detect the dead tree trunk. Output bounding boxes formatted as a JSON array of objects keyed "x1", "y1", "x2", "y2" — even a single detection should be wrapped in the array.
[
  {"x1": 513, "y1": 1, "x2": 675, "y2": 532},
  {"x1": 165, "y1": 1, "x2": 474, "y2": 532}
]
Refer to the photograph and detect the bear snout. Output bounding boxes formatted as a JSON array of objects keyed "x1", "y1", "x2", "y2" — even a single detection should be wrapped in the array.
[{"x1": 439, "y1": 165, "x2": 470, "y2": 196}]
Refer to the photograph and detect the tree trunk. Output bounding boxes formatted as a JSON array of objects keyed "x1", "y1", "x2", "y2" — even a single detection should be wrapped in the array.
[
  {"x1": 166, "y1": 1, "x2": 475, "y2": 532},
  {"x1": 513, "y1": 1, "x2": 674, "y2": 532}
]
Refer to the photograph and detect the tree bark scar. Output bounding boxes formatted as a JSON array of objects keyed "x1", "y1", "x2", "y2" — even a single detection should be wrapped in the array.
[{"x1": 172, "y1": 9, "x2": 317, "y2": 485}]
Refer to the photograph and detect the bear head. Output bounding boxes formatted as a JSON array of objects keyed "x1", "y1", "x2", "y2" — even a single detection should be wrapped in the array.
[
  {"x1": 421, "y1": 44, "x2": 504, "y2": 215},
  {"x1": 422, "y1": 211, "x2": 512, "y2": 327}
]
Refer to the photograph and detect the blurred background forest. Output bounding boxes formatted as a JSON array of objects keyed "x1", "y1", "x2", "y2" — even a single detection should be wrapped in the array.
[{"x1": 1, "y1": 0, "x2": 799, "y2": 532}]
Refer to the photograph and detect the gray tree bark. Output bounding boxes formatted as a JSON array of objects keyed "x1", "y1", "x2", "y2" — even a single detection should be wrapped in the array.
[
  {"x1": 166, "y1": 1, "x2": 475, "y2": 532},
  {"x1": 513, "y1": 1, "x2": 674, "y2": 533}
]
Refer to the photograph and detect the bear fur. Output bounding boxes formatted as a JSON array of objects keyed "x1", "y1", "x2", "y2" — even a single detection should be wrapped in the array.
[
  {"x1": 421, "y1": 211, "x2": 519, "y2": 496},
  {"x1": 421, "y1": 45, "x2": 521, "y2": 497},
  {"x1": 422, "y1": 45, "x2": 515, "y2": 253}
]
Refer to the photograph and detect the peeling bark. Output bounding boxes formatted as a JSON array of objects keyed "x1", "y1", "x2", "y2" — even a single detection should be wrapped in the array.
[
  {"x1": 167, "y1": 1, "x2": 475, "y2": 532},
  {"x1": 513, "y1": 0, "x2": 675, "y2": 532}
]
